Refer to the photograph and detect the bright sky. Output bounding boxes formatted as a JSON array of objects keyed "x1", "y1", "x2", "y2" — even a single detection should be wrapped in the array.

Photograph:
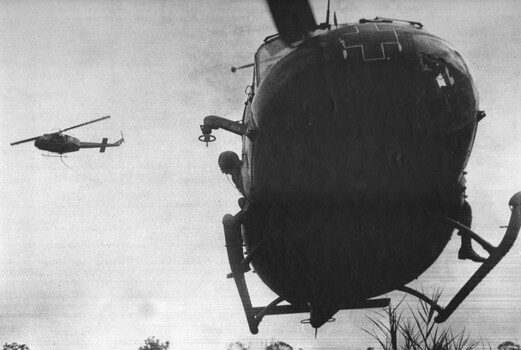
[{"x1": 0, "y1": 1, "x2": 520, "y2": 350}]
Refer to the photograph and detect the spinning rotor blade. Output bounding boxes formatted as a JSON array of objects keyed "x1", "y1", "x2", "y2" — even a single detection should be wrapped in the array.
[
  {"x1": 61, "y1": 115, "x2": 111, "y2": 133},
  {"x1": 266, "y1": 0, "x2": 317, "y2": 44},
  {"x1": 10, "y1": 136, "x2": 41, "y2": 146}
]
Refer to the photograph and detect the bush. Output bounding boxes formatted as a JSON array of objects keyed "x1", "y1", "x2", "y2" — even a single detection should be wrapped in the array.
[
  {"x1": 497, "y1": 342, "x2": 521, "y2": 350},
  {"x1": 139, "y1": 337, "x2": 170, "y2": 350},
  {"x1": 3, "y1": 344, "x2": 30, "y2": 350}
]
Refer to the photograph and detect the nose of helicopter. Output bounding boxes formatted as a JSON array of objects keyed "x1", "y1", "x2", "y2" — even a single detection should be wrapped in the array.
[
  {"x1": 243, "y1": 31, "x2": 481, "y2": 321},
  {"x1": 250, "y1": 35, "x2": 478, "y2": 204},
  {"x1": 251, "y1": 43, "x2": 424, "y2": 203}
]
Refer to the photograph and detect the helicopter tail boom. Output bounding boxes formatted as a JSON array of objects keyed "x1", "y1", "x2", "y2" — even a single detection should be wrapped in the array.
[{"x1": 79, "y1": 134, "x2": 124, "y2": 152}]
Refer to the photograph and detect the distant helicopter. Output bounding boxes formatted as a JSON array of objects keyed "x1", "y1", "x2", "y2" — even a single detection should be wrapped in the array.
[
  {"x1": 11, "y1": 115, "x2": 124, "y2": 155},
  {"x1": 199, "y1": 0, "x2": 521, "y2": 334}
]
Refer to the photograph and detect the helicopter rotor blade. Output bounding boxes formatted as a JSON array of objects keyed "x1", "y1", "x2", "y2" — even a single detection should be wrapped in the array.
[
  {"x1": 266, "y1": 0, "x2": 317, "y2": 44},
  {"x1": 10, "y1": 136, "x2": 41, "y2": 146},
  {"x1": 60, "y1": 115, "x2": 111, "y2": 133}
]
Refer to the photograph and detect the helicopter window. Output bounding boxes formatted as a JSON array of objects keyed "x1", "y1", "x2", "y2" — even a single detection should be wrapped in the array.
[
  {"x1": 418, "y1": 53, "x2": 477, "y2": 132},
  {"x1": 413, "y1": 34, "x2": 471, "y2": 75},
  {"x1": 421, "y1": 55, "x2": 455, "y2": 89},
  {"x1": 255, "y1": 37, "x2": 295, "y2": 84}
]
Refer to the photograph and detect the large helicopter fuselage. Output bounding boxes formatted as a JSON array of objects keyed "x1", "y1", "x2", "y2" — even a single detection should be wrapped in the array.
[{"x1": 238, "y1": 21, "x2": 479, "y2": 327}]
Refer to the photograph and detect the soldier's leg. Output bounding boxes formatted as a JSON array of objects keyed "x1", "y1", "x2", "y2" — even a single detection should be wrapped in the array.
[{"x1": 458, "y1": 200, "x2": 486, "y2": 262}]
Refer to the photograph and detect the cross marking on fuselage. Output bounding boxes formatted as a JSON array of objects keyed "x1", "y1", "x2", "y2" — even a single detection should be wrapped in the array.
[{"x1": 339, "y1": 24, "x2": 402, "y2": 61}]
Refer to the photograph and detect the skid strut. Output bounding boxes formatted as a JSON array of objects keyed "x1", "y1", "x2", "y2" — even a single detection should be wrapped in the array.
[
  {"x1": 399, "y1": 192, "x2": 521, "y2": 323},
  {"x1": 222, "y1": 213, "x2": 258, "y2": 333}
]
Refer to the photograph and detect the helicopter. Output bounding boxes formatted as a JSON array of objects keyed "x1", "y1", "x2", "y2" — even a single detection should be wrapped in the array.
[
  {"x1": 199, "y1": 0, "x2": 521, "y2": 334},
  {"x1": 10, "y1": 115, "x2": 124, "y2": 155}
]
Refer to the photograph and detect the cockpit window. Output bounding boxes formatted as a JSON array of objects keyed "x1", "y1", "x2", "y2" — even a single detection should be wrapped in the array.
[
  {"x1": 411, "y1": 33, "x2": 478, "y2": 132},
  {"x1": 418, "y1": 53, "x2": 477, "y2": 132},
  {"x1": 414, "y1": 34, "x2": 471, "y2": 75},
  {"x1": 255, "y1": 37, "x2": 294, "y2": 85}
]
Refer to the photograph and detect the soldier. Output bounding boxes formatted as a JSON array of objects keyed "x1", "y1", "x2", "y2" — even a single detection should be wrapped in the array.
[
  {"x1": 456, "y1": 172, "x2": 486, "y2": 263},
  {"x1": 218, "y1": 151, "x2": 244, "y2": 195}
]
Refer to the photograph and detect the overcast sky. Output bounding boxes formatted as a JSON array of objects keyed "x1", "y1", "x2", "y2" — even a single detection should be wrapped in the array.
[{"x1": 0, "y1": 1, "x2": 520, "y2": 349}]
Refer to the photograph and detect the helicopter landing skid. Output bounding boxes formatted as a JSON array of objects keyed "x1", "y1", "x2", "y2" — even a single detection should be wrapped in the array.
[
  {"x1": 41, "y1": 152, "x2": 74, "y2": 169},
  {"x1": 222, "y1": 210, "x2": 390, "y2": 334},
  {"x1": 399, "y1": 191, "x2": 521, "y2": 323},
  {"x1": 42, "y1": 153, "x2": 67, "y2": 158}
]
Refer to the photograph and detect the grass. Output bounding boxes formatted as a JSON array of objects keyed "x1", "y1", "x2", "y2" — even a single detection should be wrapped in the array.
[{"x1": 364, "y1": 291, "x2": 480, "y2": 350}]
